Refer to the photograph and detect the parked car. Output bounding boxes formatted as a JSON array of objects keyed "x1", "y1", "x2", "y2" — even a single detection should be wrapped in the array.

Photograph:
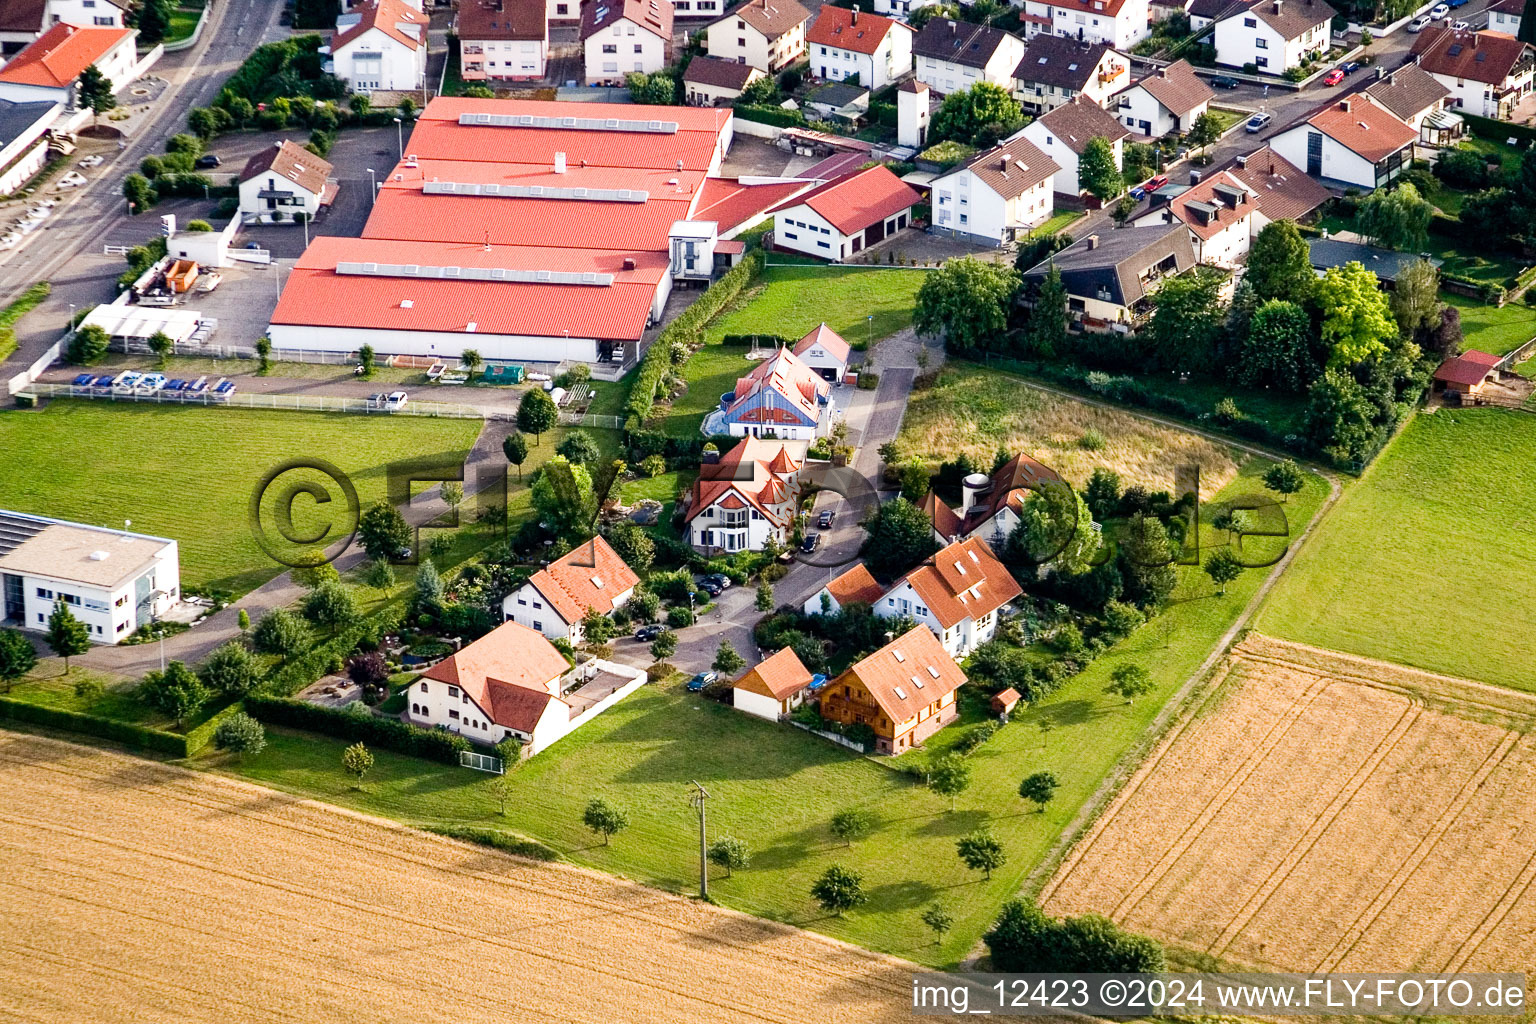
[
  {"x1": 194, "y1": 154, "x2": 221, "y2": 169},
  {"x1": 700, "y1": 572, "x2": 731, "y2": 592},
  {"x1": 136, "y1": 373, "x2": 168, "y2": 393},
  {"x1": 1341, "y1": 61, "x2": 1361, "y2": 75},
  {"x1": 1323, "y1": 69, "x2": 1345, "y2": 86},
  {"x1": 0, "y1": 232, "x2": 19, "y2": 249},
  {"x1": 1210, "y1": 75, "x2": 1241, "y2": 89},
  {"x1": 1245, "y1": 112, "x2": 1273, "y2": 132},
  {"x1": 800, "y1": 532, "x2": 821, "y2": 553},
  {"x1": 1430, "y1": 2, "x2": 1449, "y2": 17},
  {"x1": 634, "y1": 623, "x2": 665, "y2": 643},
  {"x1": 1142, "y1": 174, "x2": 1168, "y2": 192},
  {"x1": 1451, "y1": 18, "x2": 1469, "y2": 29},
  {"x1": 1448, "y1": 0, "x2": 1469, "y2": 7},
  {"x1": 686, "y1": 671, "x2": 717, "y2": 693},
  {"x1": 1408, "y1": 13, "x2": 1432, "y2": 29},
  {"x1": 368, "y1": 391, "x2": 408, "y2": 410},
  {"x1": 697, "y1": 577, "x2": 724, "y2": 597},
  {"x1": 817, "y1": 509, "x2": 835, "y2": 529},
  {"x1": 78, "y1": 154, "x2": 104, "y2": 168}
]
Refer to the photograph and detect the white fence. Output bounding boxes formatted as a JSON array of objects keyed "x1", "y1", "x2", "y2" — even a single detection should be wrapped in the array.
[
  {"x1": 558, "y1": 411, "x2": 622, "y2": 430},
  {"x1": 20, "y1": 382, "x2": 510, "y2": 419},
  {"x1": 458, "y1": 750, "x2": 504, "y2": 774},
  {"x1": 6, "y1": 335, "x2": 64, "y2": 397}
]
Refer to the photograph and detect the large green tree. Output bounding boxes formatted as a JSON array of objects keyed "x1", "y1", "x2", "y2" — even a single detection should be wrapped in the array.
[
  {"x1": 1149, "y1": 267, "x2": 1226, "y2": 373},
  {"x1": 0, "y1": 629, "x2": 37, "y2": 692},
  {"x1": 358, "y1": 500, "x2": 410, "y2": 560},
  {"x1": 914, "y1": 256, "x2": 1019, "y2": 356},
  {"x1": 45, "y1": 604, "x2": 90, "y2": 672},
  {"x1": 1023, "y1": 263, "x2": 1067, "y2": 358},
  {"x1": 1007, "y1": 481, "x2": 1096, "y2": 575},
  {"x1": 530, "y1": 455, "x2": 597, "y2": 541},
  {"x1": 956, "y1": 828, "x2": 1006, "y2": 880},
  {"x1": 517, "y1": 389, "x2": 558, "y2": 444},
  {"x1": 138, "y1": 661, "x2": 209, "y2": 728},
  {"x1": 1234, "y1": 299, "x2": 1315, "y2": 392},
  {"x1": 77, "y1": 64, "x2": 116, "y2": 121},
  {"x1": 1389, "y1": 258, "x2": 1442, "y2": 340},
  {"x1": 859, "y1": 497, "x2": 940, "y2": 580},
  {"x1": 1245, "y1": 220, "x2": 1315, "y2": 303},
  {"x1": 1354, "y1": 182, "x2": 1433, "y2": 252},
  {"x1": 929, "y1": 82, "x2": 1023, "y2": 146},
  {"x1": 1305, "y1": 368, "x2": 1378, "y2": 464},
  {"x1": 1315, "y1": 262, "x2": 1395, "y2": 368},
  {"x1": 1077, "y1": 136, "x2": 1122, "y2": 201}
]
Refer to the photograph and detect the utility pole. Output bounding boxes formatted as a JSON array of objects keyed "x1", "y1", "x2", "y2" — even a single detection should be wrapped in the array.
[{"x1": 689, "y1": 780, "x2": 709, "y2": 900}]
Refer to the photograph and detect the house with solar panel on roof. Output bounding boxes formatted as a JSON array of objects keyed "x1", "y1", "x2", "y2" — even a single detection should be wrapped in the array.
[
  {"x1": 685, "y1": 437, "x2": 803, "y2": 553},
  {"x1": 582, "y1": 0, "x2": 673, "y2": 85}
]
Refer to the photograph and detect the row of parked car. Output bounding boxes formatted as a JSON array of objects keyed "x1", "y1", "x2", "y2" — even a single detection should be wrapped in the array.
[{"x1": 72, "y1": 371, "x2": 237, "y2": 399}]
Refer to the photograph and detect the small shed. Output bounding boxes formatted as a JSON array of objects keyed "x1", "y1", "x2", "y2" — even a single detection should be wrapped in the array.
[
  {"x1": 1433, "y1": 350, "x2": 1501, "y2": 398},
  {"x1": 990, "y1": 687, "x2": 1021, "y2": 718},
  {"x1": 733, "y1": 647, "x2": 815, "y2": 722}
]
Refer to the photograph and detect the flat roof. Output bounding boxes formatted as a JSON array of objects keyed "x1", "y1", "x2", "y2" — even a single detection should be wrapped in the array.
[{"x1": 0, "y1": 510, "x2": 173, "y2": 590}]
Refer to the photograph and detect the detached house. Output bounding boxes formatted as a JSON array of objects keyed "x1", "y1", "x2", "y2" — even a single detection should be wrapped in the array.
[
  {"x1": 817, "y1": 624, "x2": 967, "y2": 754},
  {"x1": 686, "y1": 437, "x2": 802, "y2": 553},
  {"x1": 456, "y1": 0, "x2": 547, "y2": 82},
  {"x1": 1020, "y1": 223, "x2": 1197, "y2": 330},
  {"x1": 1489, "y1": 0, "x2": 1523, "y2": 38},
  {"x1": 683, "y1": 54, "x2": 765, "y2": 104},
  {"x1": 501, "y1": 536, "x2": 639, "y2": 643},
  {"x1": 1411, "y1": 26, "x2": 1535, "y2": 120},
  {"x1": 705, "y1": 0, "x2": 810, "y2": 73},
  {"x1": 719, "y1": 345, "x2": 833, "y2": 440},
  {"x1": 1018, "y1": 94, "x2": 1129, "y2": 196},
  {"x1": 920, "y1": 452, "x2": 1065, "y2": 547},
  {"x1": 329, "y1": 0, "x2": 428, "y2": 93},
  {"x1": 1011, "y1": 34, "x2": 1129, "y2": 115},
  {"x1": 929, "y1": 134, "x2": 1060, "y2": 244},
  {"x1": 802, "y1": 563, "x2": 885, "y2": 615},
  {"x1": 806, "y1": 6, "x2": 912, "y2": 91},
  {"x1": 1211, "y1": 0, "x2": 1334, "y2": 73},
  {"x1": 1363, "y1": 63, "x2": 1454, "y2": 142},
  {"x1": 792, "y1": 322, "x2": 850, "y2": 382},
  {"x1": 582, "y1": 0, "x2": 673, "y2": 86},
  {"x1": 0, "y1": 0, "x2": 126, "y2": 55},
  {"x1": 912, "y1": 18, "x2": 1027, "y2": 94},
  {"x1": 768, "y1": 164, "x2": 919, "y2": 260},
  {"x1": 732, "y1": 646, "x2": 816, "y2": 721},
  {"x1": 0, "y1": 21, "x2": 134, "y2": 108},
  {"x1": 1113, "y1": 59, "x2": 1213, "y2": 138},
  {"x1": 237, "y1": 140, "x2": 336, "y2": 223},
  {"x1": 1017, "y1": 0, "x2": 1152, "y2": 51},
  {"x1": 876, "y1": 537, "x2": 1022, "y2": 658},
  {"x1": 1268, "y1": 94, "x2": 1415, "y2": 189}
]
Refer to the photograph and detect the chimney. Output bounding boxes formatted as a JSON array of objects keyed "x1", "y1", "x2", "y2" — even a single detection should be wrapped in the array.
[
  {"x1": 850, "y1": 6, "x2": 857, "y2": 22},
  {"x1": 554, "y1": 151, "x2": 567, "y2": 173},
  {"x1": 622, "y1": 257, "x2": 636, "y2": 270},
  {"x1": 1272, "y1": 0, "x2": 1281, "y2": 12},
  {"x1": 1339, "y1": 98, "x2": 1351, "y2": 112},
  {"x1": 1236, "y1": 153, "x2": 1248, "y2": 168},
  {"x1": 1086, "y1": 233, "x2": 1100, "y2": 249}
]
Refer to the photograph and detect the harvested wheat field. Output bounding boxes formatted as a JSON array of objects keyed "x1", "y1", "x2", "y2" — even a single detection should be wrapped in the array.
[
  {"x1": 0, "y1": 733, "x2": 927, "y2": 1024},
  {"x1": 899, "y1": 365, "x2": 1238, "y2": 497},
  {"x1": 1041, "y1": 635, "x2": 1536, "y2": 976}
]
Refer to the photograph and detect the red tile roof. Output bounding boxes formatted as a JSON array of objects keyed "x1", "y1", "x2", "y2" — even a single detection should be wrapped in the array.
[
  {"x1": 1039, "y1": 0, "x2": 1131, "y2": 19},
  {"x1": 582, "y1": 0, "x2": 674, "y2": 40},
  {"x1": 735, "y1": 646, "x2": 814, "y2": 700},
  {"x1": 823, "y1": 564, "x2": 885, "y2": 607},
  {"x1": 238, "y1": 140, "x2": 334, "y2": 195},
  {"x1": 1461, "y1": 349, "x2": 1502, "y2": 367},
  {"x1": 1434, "y1": 354, "x2": 1498, "y2": 386},
  {"x1": 528, "y1": 536, "x2": 641, "y2": 624},
  {"x1": 0, "y1": 23, "x2": 131, "y2": 88},
  {"x1": 457, "y1": 0, "x2": 546, "y2": 40},
  {"x1": 793, "y1": 322, "x2": 850, "y2": 363},
  {"x1": 898, "y1": 536, "x2": 1021, "y2": 629},
  {"x1": 1305, "y1": 95, "x2": 1416, "y2": 163},
  {"x1": 333, "y1": 0, "x2": 427, "y2": 52},
  {"x1": 1160, "y1": 169, "x2": 1260, "y2": 241},
  {"x1": 424, "y1": 620, "x2": 571, "y2": 729},
  {"x1": 686, "y1": 437, "x2": 801, "y2": 525},
  {"x1": 1412, "y1": 26, "x2": 1533, "y2": 85},
  {"x1": 919, "y1": 491, "x2": 963, "y2": 540},
  {"x1": 838, "y1": 624, "x2": 967, "y2": 724},
  {"x1": 768, "y1": 165, "x2": 919, "y2": 235},
  {"x1": 1222, "y1": 145, "x2": 1329, "y2": 223},
  {"x1": 683, "y1": 54, "x2": 762, "y2": 90},
  {"x1": 806, "y1": 6, "x2": 901, "y2": 55},
  {"x1": 691, "y1": 176, "x2": 813, "y2": 232}
]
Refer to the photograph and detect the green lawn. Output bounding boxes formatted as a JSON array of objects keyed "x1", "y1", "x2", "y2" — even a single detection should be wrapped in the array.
[
  {"x1": 165, "y1": 5, "x2": 202, "y2": 45},
  {"x1": 1256, "y1": 408, "x2": 1536, "y2": 691},
  {"x1": 209, "y1": 456, "x2": 1328, "y2": 965},
  {"x1": 1445, "y1": 292, "x2": 1536, "y2": 356},
  {"x1": 1028, "y1": 210, "x2": 1084, "y2": 238},
  {"x1": 0, "y1": 281, "x2": 49, "y2": 365},
  {"x1": 0, "y1": 403, "x2": 483, "y2": 596}
]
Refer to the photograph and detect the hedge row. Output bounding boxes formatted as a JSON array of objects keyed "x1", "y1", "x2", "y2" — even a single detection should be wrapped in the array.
[
  {"x1": 427, "y1": 825, "x2": 560, "y2": 862},
  {"x1": 0, "y1": 697, "x2": 192, "y2": 757},
  {"x1": 719, "y1": 333, "x2": 790, "y2": 347},
  {"x1": 623, "y1": 249, "x2": 764, "y2": 431},
  {"x1": 262, "y1": 613, "x2": 395, "y2": 697},
  {"x1": 1461, "y1": 111, "x2": 1536, "y2": 147},
  {"x1": 244, "y1": 695, "x2": 480, "y2": 764},
  {"x1": 731, "y1": 103, "x2": 806, "y2": 128}
]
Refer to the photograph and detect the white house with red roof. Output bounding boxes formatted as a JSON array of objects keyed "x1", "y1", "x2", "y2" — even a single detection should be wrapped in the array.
[
  {"x1": 0, "y1": 0, "x2": 127, "y2": 55},
  {"x1": 719, "y1": 345, "x2": 832, "y2": 440},
  {"x1": 1268, "y1": 94, "x2": 1415, "y2": 189},
  {"x1": 768, "y1": 165, "x2": 919, "y2": 261},
  {"x1": 456, "y1": 0, "x2": 548, "y2": 82},
  {"x1": 329, "y1": 0, "x2": 428, "y2": 93},
  {"x1": 406, "y1": 619, "x2": 646, "y2": 756},
  {"x1": 876, "y1": 536, "x2": 1022, "y2": 658},
  {"x1": 791, "y1": 322, "x2": 850, "y2": 382},
  {"x1": 1019, "y1": 0, "x2": 1151, "y2": 51},
  {"x1": 686, "y1": 436, "x2": 802, "y2": 553},
  {"x1": 732, "y1": 645, "x2": 815, "y2": 721},
  {"x1": 0, "y1": 21, "x2": 135, "y2": 107},
  {"x1": 501, "y1": 535, "x2": 639, "y2": 642},
  {"x1": 582, "y1": 0, "x2": 673, "y2": 86},
  {"x1": 802, "y1": 563, "x2": 885, "y2": 615},
  {"x1": 806, "y1": 6, "x2": 912, "y2": 90},
  {"x1": 920, "y1": 452, "x2": 1065, "y2": 546},
  {"x1": 237, "y1": 139, "x2": 336, "y2": 223}
]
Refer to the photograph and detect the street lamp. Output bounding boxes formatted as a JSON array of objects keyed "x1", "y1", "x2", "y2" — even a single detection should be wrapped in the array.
[
  {"x1": 866, "y1": 314, "x2": 873, "y2": 351},
  {"x1": 67, "y1": 303, "x2": 76, "y2": 338},
  {"x1": 393, "y1": 116, "x2": 403, "y2": 158},
  {"x1": 145, "y1": 588, "x2": 169, "y2": 673}
]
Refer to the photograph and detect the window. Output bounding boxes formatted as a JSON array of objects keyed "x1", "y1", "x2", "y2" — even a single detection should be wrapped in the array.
[
  {"x1": 738, "y1": 36, "x2": 745, "y2": 45},
  {"x1": 1256, "y1": 55, "x2": 1268, "y2": 67},
  {"x1": 1255, "y1": 37, "x2": 1267, "y2": 48},
  {"x1": 517, "y1": 597, "x2": 527, "y2": 605},
  {"x1": 602, "y1": 43, "x2": 617, "y2": 52},
  {"x1": 93, "y1": 15, "x2": 112, "y2": 23},
  {"x1": 635, "y1": 43, "x2": 643, "y2": 52},
  {"x1": 449, "y1": 709, "x2": 460, "y2": 720},
  {"x1": 449, "y1": 686, "x2": 459, "y2": 698},
  {"x1": 557, "y1": 3, "x2": 568, "y2": 11},
  {"x1": 533, "y1": 620, "x2": 543, "y2": 631},
  {"x1": 1243, "y1": 16, "x2": 1256, "y2": 25},
  {"x1": 35, "y1": 587, "x2": 51, "y2": 599},
  {"x1": 420, "y1": 682, "x2": 428, "y2": 692},
  {"x1": 603, "y1": 61, "x2": 618, "y2": 72}
]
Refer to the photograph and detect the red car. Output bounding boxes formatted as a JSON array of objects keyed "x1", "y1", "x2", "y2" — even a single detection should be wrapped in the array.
[
  {"x1": 1323, "y1": 69, "x2": 1345, "y2": 86},
  {"x1": 1143, "y1": 174, "x2": 1169, "y2": 192}
]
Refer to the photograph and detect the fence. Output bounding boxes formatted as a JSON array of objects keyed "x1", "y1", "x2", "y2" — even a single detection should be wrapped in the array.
[
  {"x1": 20, "y1": 382, "x2": 509, "y2": 419},
  {"x1": 6, "y1": 334, "x2": 63, "y2": 396},
  {"x1": 559, "y1": 411, "x2": 622, "y2": 429},
  {"x1": 458, "y1": 750, "x2": 505, "y2": 774}
]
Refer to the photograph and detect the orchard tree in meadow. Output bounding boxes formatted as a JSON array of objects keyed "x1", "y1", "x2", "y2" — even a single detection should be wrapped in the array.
[
  {"x1": 1077, "y1": 137, "x2": 1123, "y2": 202},
  {"x1": 1246, "y1": 220, "x2": 1315, "y2": 304},
  {"x1": 139, "y1": 661, "x2": 209, "y2": 728},
  {"x1": 830, "y1": 807, "x2": 876, "y2": 846},
  {"x1": 922, "y1": 902, "x2": 954, "y2": 945},
  {"x1": 927, "y1": 753, "x2": 972, "y2": 811},
  {"x1": 1108, "y1": 663, "x2": 1154, "y2": 705},
  {"x1": 1316, "y1": 262, "x2": 1396, "y2": 368},
  {"x1": 957, "y1": 828, "x2": 1006, "y2": 880},
  {"x1": 913, "y1": 257, "x2": 1019, "y2": 356},
  {"x1": 1263, "y1": 459, "x2": 1306, "y2": 501},
  {"x1": 1018, "y1": 770, "x2": 1059, "y2": 812},
  {"x1": 930, "y1": 82, "x2": 1023, "y2": 146},
  {"x1": 46, "y1": 604, "x2": 90, "y2": 673},
  {"x1": 1355, "y1": 181, "x2": 1433, "y2": 252},
  {"x1": 1203, "y1": 548, "x2": 1245, "y2": 595},
  {"x1": 1023, "y1": 263, "x2": 1067, "y2": 359},
  {"x1": 342, "y1": 742, "x2": 374, "y2": 787},
  {"x1": 0, "y1": 629, "x2": 38, "y2": 692},
  {"x1": 516, "y1": 388, "x2": 559, "y2": 445},
  {"x1": 502, "y1": 431, "x2": 530, "y2": 481},
  {"x1": 213, "y1": 712, "x2": 267, "y2": 760},
  {"x1": 707, "y1": 835, "x2": 749, "y2": 878},
  {"x1": 358, "y1": 500, "x2": 410, "y2": 560},
  {"x1": 582, "y1": 797, "x2": 630, "y2": 844},
  {"x1": 251, "y1": 608, "x2": 312, "y2": 664},
  {"x1": 860, "y1": 497, "x2": 940, "y2": 579},
  {"x1": 810, "y1": 864, "x2": 866, "y2": 916},
  {"x1": 1234, "y1": 299, "x2": 1315, "y2": 392}
]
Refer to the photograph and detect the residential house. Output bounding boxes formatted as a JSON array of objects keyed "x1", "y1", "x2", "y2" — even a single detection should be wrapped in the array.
[
  {"x1": 1018, "y1": 94, "x2": 1129, "y2": 196},
  {"x1": 1489, "y1": 0, "x2": 1523, "y2": 37},
  {"x1": 406, "y1": 619, "x2": 647, "y2": 756},
  {"x1": 1411, "y1": 26, "x2": 1535, "y2": 119},
  {"x1": 1363, "y1": 61, "x2": 1457, "y2": 148},
  {"x1": 897, "y1": 77, "x2": 930, "y2": 147},
  {"x1": 0, "y1": 22, "x2": 135, "y2": 107},
  {"x1": 1211, "y1": 0, "x2": 1334, "y2": 72},
  {"x1": 920, "y1": 453, "x2": 1065, "y2": 547},
  {"x1": 237, "y1": 140, "x2": 336, "y2": 223},
  {"x1": 805, "y1": 6, "x2": 912, "y2": 91},
  {"x1": 683, "y1": 53, "x2": 765, "y2": 104},
  {"x1": 1187, "y1": 0, "x2": 1237, "y2": 29},
  {"x1": 705, "y1": 0, "x2": 810, "y2": 73},
  {"x1": 501, "y1": 536, "x2": 639, "y2": 643},
  {"x1": 582, "y1": 0, "x2": 673, "y2": 86},
  {"x1": 767, "y1": 164, "x2": 920, "y2": 260},
  {"x1": 0, "y1": 95, "x2": 60, "y2": 194},
  {"x1": 547, "y1": 0, "x2": 580, "y2": 21},
  {"x1": 802, "y1": 563, "x2": 885, "y2": 615},
  {"x1": 686, "y1": 437, "x2": 803, "y2": 553},
  {"x1": 1019, "y1": 222, "x2": 1198, "y2": 330},
  {"x1": 1268, "y1": 94, "x2": 1416, "y2": 189},
  {"x1": 456, "y1": 0, "x2": 547, "y2": 82},
  {"x1": 718, "y1": 344, "x2": 833, "y2": 440},
  {"x1": 1011, "y1": 34, "x2": 1129, "y2": 114},
  {"x1": 817, "y1": 624, "x2": 968, "y2": 754},
  {"x1": 875, "y1": 0, "x2": 939, "y2": 17},
  {"x1": 732, "y1": 646, "x2": 815, "y2": 721},
  {"x1": 330, "y1": 0, "x2": 428, "y2": 93},
  {"x1": 0, "y1": 0, "x2": 126, "y2": 55},
  {"x1": 1432, "y1": 349, "x2": 1502, "y2": 399},
  {"x1": 1016, "y1": 0, "x2": 1152, "y2": 50},
  {"x1": 1112, "y1": 58, "x2": 1213, "y2": 138},
  {"x1": 1306, "y1": 237, "x2": 1443, "y2": 286},
  {"x1": 912, "y1": 18, "x2": 1027, "y2": 95},
  {"x1": 876, "y1": 536, "x2": 1022, "y2": 658},
  {"x1": 0, "y1": 509, "x2": 179, "y2": 645},
  {"x1": 929, "y1": 134, "x2": 1060, "y2": 244},
  {"x1": 792, "y1": 322, "x2": 850, "y2": 382}
]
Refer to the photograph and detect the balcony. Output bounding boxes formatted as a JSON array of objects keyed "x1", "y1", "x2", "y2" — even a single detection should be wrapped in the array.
[
  {"x1": 462, "y1": 64, "x2": 487, "y2": 80},
  {"x1": 821, "y1": 692, "x2": 880, "y2": 724},
  {"x1": 461, "y1": 43, "x2": 484, "y2": 55}
]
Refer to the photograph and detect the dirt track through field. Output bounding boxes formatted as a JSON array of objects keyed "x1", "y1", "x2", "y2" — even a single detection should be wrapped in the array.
[
  {"x1": 1040, "y1": 636, "x2": 1536, "y2": 977},
  {"x1": 0, "y1": 733, "x2": 928, "y2": 1024}
]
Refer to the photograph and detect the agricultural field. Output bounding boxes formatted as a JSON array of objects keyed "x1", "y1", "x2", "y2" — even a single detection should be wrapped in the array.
[
  {"x1": 213, "y1": 458, "x2": 1329, "y2": 965},
  {"x1": 1043, "y1": 635, "x2": 1536, "y2": 975},
  {"x1": 1256, "y1": 409, "x2": 1536, "y2": 692},
  {"x1": 899, "y1": 364, "x2": 1240, "y2": 497},
  {"x1": 0, "y1": 732, "x2": 924, "y2": 1024}
]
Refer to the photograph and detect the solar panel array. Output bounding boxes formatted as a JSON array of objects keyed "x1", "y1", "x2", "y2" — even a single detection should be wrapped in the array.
[
  {"x1": 336, "y1": 262, "x2": 615, "y2": 286},
  {"x1": 421, "y1": 181, "x2": 649, "y2": 202},
  {"x1": 456, "y1": 112, "x2": 679, "y2": 134}
]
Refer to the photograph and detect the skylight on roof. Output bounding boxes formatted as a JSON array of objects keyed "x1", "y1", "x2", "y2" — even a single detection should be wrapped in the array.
[
  {"x1": 953, "y1": 560, "x2": 965, "y2": 575},
  {"x1": 894, "y1": 685, "x2": 908, "y2": 700},
  {"x1": 591, "y1": 575, "x2": 604, "y2": 588},
  {"x1": 893, "y1": 648, "x2": 905, "y2": 662},
  {"x1": 912, "y1": 674, "x2": 925, "y2": 689},
  {"x1": 927, "y1": 665, "x2": 941, "y2": 678}
]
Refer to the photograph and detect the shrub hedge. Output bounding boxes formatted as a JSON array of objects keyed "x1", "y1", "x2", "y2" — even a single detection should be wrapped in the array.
[
  {"x1": 427, "y1": 825, "x2": 561, "y2": 861},
  {"x1": 731, "y1": 103, "x2": 806, "y2": 128},
  {"x1": 0, "y1": 697, "x2": 191, "y2": 756},
  {"x1": 244, "y1": 695, "x2": 479, "y2": 764}
]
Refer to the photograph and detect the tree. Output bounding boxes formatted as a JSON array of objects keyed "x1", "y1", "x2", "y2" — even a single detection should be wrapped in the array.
[
  {"x1": 930, "y1": 82, "x2": 1022, "y2": 146},
  {"x1": 603, "y1": 521, "x2": 654, "y2": 574},
  {"x1": 138, "y1": 661, "x2": 209, "y2": 728},
  {"x1": 707, "y1": 835, "x2": 749, "y2": 877},
  {"x1": 251, "y1": 608, "x2": 311, "y2": 664},
  {"x1": 583, "y1": 797, "x2": 629, "y2": 844},
  {"x1": 1235, "y1": 299, "x2": 1315, "y2": 392},
  {"x1": 1150, "y1": 267, "x2": 1226, "y2": 373},
  {"x1": 77, "y1": 64, "x2": 116, "y2": 121},
  {"x1": 440, "y1": 482, "x2": 463, "y2": 513},
  {"x1": 357, "y1": 343, "x2": 376, "y2": 378},
  {"x1": 517, "y1": 389, "x2": 558, "y2": 444},
  {"x1": 1118, "y1": 514, "x2": 1177, "y2": 610},
  {"x1": 1202, "y1": 548, "x2": 1245, "y2": 595},
  {"x1": 755, "y1": 580, "x2": 774, "y2": 611},
  {"x1": 1426, "y1": 303, "x2": 1464, "y2": 362},
  {"x1": 1110, "y1": 192, "x2": 1139, "y2": 226},
  {"x1": 830, "y1": 807, "x2": 875, "y2": 846},
  {"x1": 810, "y1": 865, "x2": 866, "y2": 916},
  {"x1": 201, "y1": 641, "x2": 259, "y2": 696},
  {"x1": 123, "y1": 171, "x2": 158, "y2": 213},
  {"x1": 922, "y1": 902, "x2": 955, "y2": 945},
  {"x1": 255, "y1": 336, "x2": 272, "y2": 374},
  {"x1": 625, "y1": 71, "x2": 676, "y2": 105},
  {"x1": 649, "y1": 629, "x2": 678, "y2": 661},
  {"x1": 1355, "y1": 181, "x2": 1433, "y2": 252},
  {"x1": 1009, "y1": 481, "x2": 1096, "y2": 575},
  {"x1": 213, "y1": 712, "x2": 266, "y2": 760},
  {"x1": 1083, "y1": 467, "x2": 1120, "y2": 522},
  {"x1": 985, "y1": 900, "x2": 1165, "y2": 972},
  {"x1": 956, "y1": 828, "x2": 1006, "y2": 880},
  {"x1": 913, "y1": 257, "x2": 1019, "y2": 356},
  {"x1": 45, "y1": 604, "x2": 90, "y2": 672},
  {"x1": 1108, "y1": 663, "x2": 1154, "y2": 705},
  {"x1": 1186, "y1": 109, "x2": 1223, "y2": 156},
  {"x1": 459, "y1": 349, "x2": 482, "y2": 374},
  {"x1": 531, "y1": 456, "x2": 597, "y2": 541},
  {"x1": 860, "y1": 497, "x2": 940, "y2": 580},
  {"x1": 1390, "y1": 258, "x2": 1442, "y2": 340},
  {"x1": 237, "y1": 608, "x2": 250, "y2": 633},
  {"x1": 0, "y1": 629, "x2": 37, "y2": 693},
  {"x1": 502, "y1": 431, "x2": 530, "y2": 481},
  {"x1": 415, "y1": 560, "x2": 445, "y2": 606},
  {"x1": 1316, "y1": 262, "x2": 1395, "y2": 369},
  {"x1": 1263, "y1": 459, "x2": 1306, "y2": 501},
  {"x1": 362, "y1": 558, "x2": 396, "y2": 596},
  {"x1": 68, "y1": 324, "x2": 109, "y2": 366},
  {"x1": 556, "y1": 430, "x2": 601, "y2": 466},
  {"x1": 897, "y1": 462, "x2": 932, "y2": 501},
  {"x1": 355, "y1": 500, "x2": 409, "y2": 561},
  {"x1": 927, "y1": 753, "x2": 972, "y2": 811},
  {"x1": 741, "y1": 75, "x2": 777, "y2": 105},
  {"x1": 136, "y1": 0, "x2": 173, "y2": 45},
  {"x1": 495, "y1": 736, "x2": 522, "y2": 771},
  {"x1": 1306, "y1": 368, "x2": 1377, "y2": 464},
  {"x1": 292, "y1": 556, "x2": 341, "y2": 589},
  {"x1": 1521, "y1": 0, "x2": 1536, "y2": 44},
  {"x1": 1019, "y1": 770, "x2": 1059, "y2": 812},
  {"x1": 342, "y1": 742, "x2": 374, "y2": 786},
  {"x1": 1023, "y1": 264, "x2": 1067, "y2": 359},
  {"x1": 303, "y1": 579, "x2": 359, "y2": 635},
  {"x1": 1077, "y1": 136, "x2": 1122, "y2": 201},
  {"x1": 712, "y1": 639, "x2": 745, "y2": 676}
]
